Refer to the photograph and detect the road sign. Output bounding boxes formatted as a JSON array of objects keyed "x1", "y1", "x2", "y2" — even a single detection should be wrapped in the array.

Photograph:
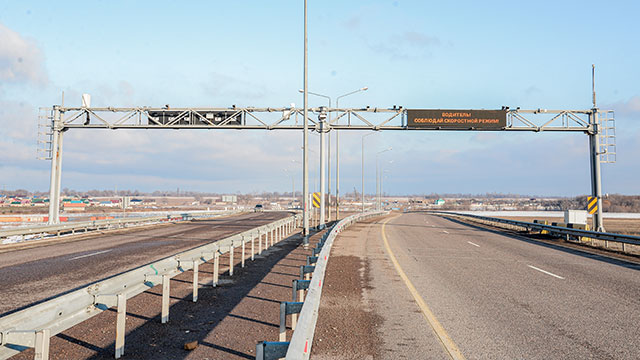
[
  {"x1": 407, "y1": 109, "x2": 507, "y2": 129},
  {"x1": 587, "y1": 196, "x2": 598, "y2": 214},
  {"x1": 312, "y1": 192, "x2": 320, "y2": 208}
]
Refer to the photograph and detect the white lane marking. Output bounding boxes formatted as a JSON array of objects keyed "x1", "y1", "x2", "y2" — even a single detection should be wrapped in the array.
[
  {"x1": 527, "y1": 265, "x2": 565, "y2": 279},
  {"x1": 70, "y1": 249, "x2": 112, "y2": 261},
  {"x1": 442, "y1": 230, "x2": 449, "y2": 234},
  {"x1": 467, "y1": 241, "x2": 480, "y2": 247}
]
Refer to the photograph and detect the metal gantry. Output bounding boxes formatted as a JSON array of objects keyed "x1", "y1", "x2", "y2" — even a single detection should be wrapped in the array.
[{"x1": 41, "y1": 104, "x2": 614, "y2": 230}]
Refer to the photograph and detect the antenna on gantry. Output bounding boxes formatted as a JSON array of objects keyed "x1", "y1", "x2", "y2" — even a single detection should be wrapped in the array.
[{"x1": 592, "y1": 64, "x2": 597, "y2": 108}]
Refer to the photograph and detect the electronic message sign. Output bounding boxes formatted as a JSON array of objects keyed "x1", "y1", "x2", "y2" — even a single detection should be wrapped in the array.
[{"x1": 407, "y1": 109, "x2": 507, "y2": 129}]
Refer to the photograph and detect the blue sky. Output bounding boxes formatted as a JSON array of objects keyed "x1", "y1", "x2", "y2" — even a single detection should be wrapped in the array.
[{"x1": 0, "y1": 0, "x2": 639, "y2": 196}]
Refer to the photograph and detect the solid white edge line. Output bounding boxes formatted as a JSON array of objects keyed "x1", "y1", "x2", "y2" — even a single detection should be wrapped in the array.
[
  {"x1": 467, "y1": 241, "x2": 480, "y2": 247},
  {"x1": 69, "y1": 249, "x2": 112, "y2": 260},
  {"x1": 527, "y1": 265, "x2": 565, "y2": 279}
]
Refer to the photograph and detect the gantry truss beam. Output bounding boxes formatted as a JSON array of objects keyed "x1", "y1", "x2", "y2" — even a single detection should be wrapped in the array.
[{"x1": 51, "y1": 106, "x2": 605, "y2": 133}]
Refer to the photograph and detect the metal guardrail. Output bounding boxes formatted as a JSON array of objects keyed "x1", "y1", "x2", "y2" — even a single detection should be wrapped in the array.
[
  {"x1": 0, "y1": 213, "x2": 301, "y2": 360},
  {"x1": 0, "y1": 210, "x2": 243, "y2": 243},
  {"x1": 432, "y1": 211, "x2": 640, "y2": 247},
  {"x1": 255, "y1": 210, "x2": 386, "y2": 360}
]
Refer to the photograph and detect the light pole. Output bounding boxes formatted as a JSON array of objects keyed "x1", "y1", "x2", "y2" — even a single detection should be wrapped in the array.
[
  {"x1": 302, "y1": 0, "x2": 309, "y2": 245},
  {"x1": 302, "y1": 87, "x2": 369, "y2": 220},
  {"x1": 299, "y1": 89, "x2": 330, "y2": 225},
  {"x1": 361, "y1": 132, "x2": 375, "y2": 213},
  {"x1": 283, "y1": 168, "x2": 295, "y2": 208},
  {"x1": 380, "y1": 163, "x2": 392, "y2": 210},
  {"x1": 376, "y1": 148, "x2": 392, "y2": 211},
  {"x1": 336, "y1": 87, "x2": 368, "y2": 219}
]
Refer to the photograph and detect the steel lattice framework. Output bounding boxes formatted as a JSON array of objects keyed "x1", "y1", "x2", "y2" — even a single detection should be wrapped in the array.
[
  {"x1": 47, "y1": 106, "x2": 602, "y2": 133},
  {"x1": 38, "y1": 104, "x2": 614, "y2": 232}
]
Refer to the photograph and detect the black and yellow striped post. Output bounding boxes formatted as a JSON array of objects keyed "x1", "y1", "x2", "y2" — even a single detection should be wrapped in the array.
[
  {"x1": 587, "y1": 196, "x2": 598, "y2": 215},
  {"x1": 312, "y1": 192, "x2": 320, "y2": 209}
]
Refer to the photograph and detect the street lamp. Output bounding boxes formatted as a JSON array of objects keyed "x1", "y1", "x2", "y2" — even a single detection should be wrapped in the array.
[
  {"x1": 299, "y1": 89, "x2": 330, "y2": 225},
  {"x1": 302, "y1": 0, "x2": 309, "y2": 245},
  {"x1": 301, "y1": 87, "x2": 369, "y2": 218},
  {"x1": 376, "y1": 148, "x2": 392, "y2": 211},
  {"x1": 336, "y1": 87, "x2": 368, "y2": 219},
  {"x1": 380, "y1": 162, "x2": 392, "y2": 210},
  {"x1": 283, "y1": 167, "x2": 296, "y2": 208},
  {"x1": 361, "y1": 132, "x2": 376, "y2": 212}
]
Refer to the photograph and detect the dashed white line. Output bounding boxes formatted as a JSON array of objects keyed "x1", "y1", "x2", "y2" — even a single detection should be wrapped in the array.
[
  {"x1": 69, "y1": 249, "x2": 112, "y2": 260},
  {"x1": 442, "y1": 230, "x2": 449, "y2": 234},
  {"x1": 527, "y1": 265, "x2": 565, "y2": 279},
  {"x1": 467, "y1": 241, "x2": 480, "y2": 247}
]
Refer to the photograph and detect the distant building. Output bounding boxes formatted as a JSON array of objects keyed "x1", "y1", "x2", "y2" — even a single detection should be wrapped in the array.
[
  {"x1": 63, "y1": 202, "x2": 85, "y2": 212},
  {"x1": 222, "y1": 195, "x2": 237, "y2": 203}
]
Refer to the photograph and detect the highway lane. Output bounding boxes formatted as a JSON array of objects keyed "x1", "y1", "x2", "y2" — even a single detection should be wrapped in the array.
[
  {"x1": 379, "y1": 212, "x2": 640, "y2": 359},
  {"x1": 314, "y1": 212, "x2": 640, "y2": 359},
  {"x1": 0, "y1": 211, "x2": 290, "y2": 316}
]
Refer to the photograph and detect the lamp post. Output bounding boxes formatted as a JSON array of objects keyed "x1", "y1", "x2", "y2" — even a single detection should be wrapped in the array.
[
  {"x1": 380, "y1": 164, "x2": 392, "y2": 210},
  {"x1": 376, "y1": 148, "x2": 392, "y2": 211},
  {"x1": 302, "y1": 0, "x2": 309, "y2": 245},
  {"x1": 299, "y1": 89, "x2": 330, "y2": 225},
  {"x1": 302, "y1": 87, "x2": 369, "y2": 217},
  {"x1": 361, "y1": 132, "x2": 375, "y2": 213},
  {"x1": 283, "y1": 168, "x2": 295, "y2": 208},
  {"x1": 336, "y1": 87, "x2": 367, "y2": 219}
]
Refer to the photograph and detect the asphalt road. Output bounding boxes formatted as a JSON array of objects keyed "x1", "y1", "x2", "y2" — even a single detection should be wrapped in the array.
[
  {"x1": 314, "y1": 212, "x2": 640, "y2": 359},
  {"x1": 0, "y1": 211, "x2": 290, "y2": 316}
]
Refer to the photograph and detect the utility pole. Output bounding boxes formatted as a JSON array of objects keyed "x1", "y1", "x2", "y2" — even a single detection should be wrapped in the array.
[
  {"x1": 318, "y1": 107, "x2": 327, "y2": 229},
  {"x1": 47, "y1": 105, "x2": 64, "y2": 225},
  {"x1": 589, "y1": 64, "x2": 605, "y2": 231}
]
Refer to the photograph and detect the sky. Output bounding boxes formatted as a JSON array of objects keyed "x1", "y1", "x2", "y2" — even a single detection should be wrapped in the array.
[{"x1": 0, "y1": 0, "x2": 639, "y2": 196}]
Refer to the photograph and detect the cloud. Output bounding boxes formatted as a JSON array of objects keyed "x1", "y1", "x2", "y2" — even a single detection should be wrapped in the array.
[
  {"x1": 399, "y1": 31, "x2": 440, "y2": 48},
  {"x1": 0, "y1": 22, "x2": 48, "y2": 86},
  {"x1": 367, "y1": 31, "x2": 441, "y2": 60},
  {"x1": 342, "y1": 15, "x2": 361, "y2": 30},
  {"x1": 606, "y1": 96, "x2": 640, "y2": 118},
  {"x1": 200, "y1": 72, "x2": 267, "y2": 103}
]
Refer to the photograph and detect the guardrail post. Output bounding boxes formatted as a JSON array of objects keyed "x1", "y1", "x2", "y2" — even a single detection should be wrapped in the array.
[
  {"x1": 259, "y1": 231, "x2": 263, "y2": 254},
  {"x1": 115, "y1": 293, "x2": 126, "y2": 358},
  {"x1": 279, "y1": 302, "x2": 287, "y2": 341},
  {"x1": 255, "y1": 341, "x2": 290, "y2": 360},
  {"x1": 251, "y1": 233, "x2": 255, "y2": 261},
  {"x1": 192, "y1": 261, "x2": 199, "y2": 302},
  {"x1": 213, "y1": 250, "x2": 219, "y2": 287},
  {"x1": 279, "y1": 302, "x2": 304, "y2": 341},
  {"x1": 161, "y1": 275, "x2": 170, "y2": 323},
  {"x1": 34, "y1": 329, "x2": 50, "y2": 360},
  {"x1": 230, "y1": 243, "x2": 235, "y2": 276},
  {"x1": 270, "y1": 227, "x2": 274, "y2": 247},
  {"x1": 242, "y1": 236, "x2": 246, "y2": 268}
]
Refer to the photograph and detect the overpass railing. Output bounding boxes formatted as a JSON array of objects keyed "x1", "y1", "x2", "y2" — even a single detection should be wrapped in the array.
[
  {"x1": 432, "y1": 211, "x2": 640, "y2": 252},
  {"x1": 256, "y1": 210, "x2": 387, "y2": 360},
  {"x1": 0, "y1": 213, "x2": 301, "y2": 359},
  {"x1": 0, "y1": 210, "x2": 243, "y2": 245}
]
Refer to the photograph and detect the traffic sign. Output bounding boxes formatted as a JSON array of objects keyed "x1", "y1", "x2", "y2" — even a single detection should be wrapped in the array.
[
  {"x1": 312, "y1": 192, "x2": 321, "y2": 208},
  {"x1": 407, "y1": 109, "x2": 507, "y2": 129},
  {"x1": 587, "y1": 196, "x2": 598, "y2": 214}
]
